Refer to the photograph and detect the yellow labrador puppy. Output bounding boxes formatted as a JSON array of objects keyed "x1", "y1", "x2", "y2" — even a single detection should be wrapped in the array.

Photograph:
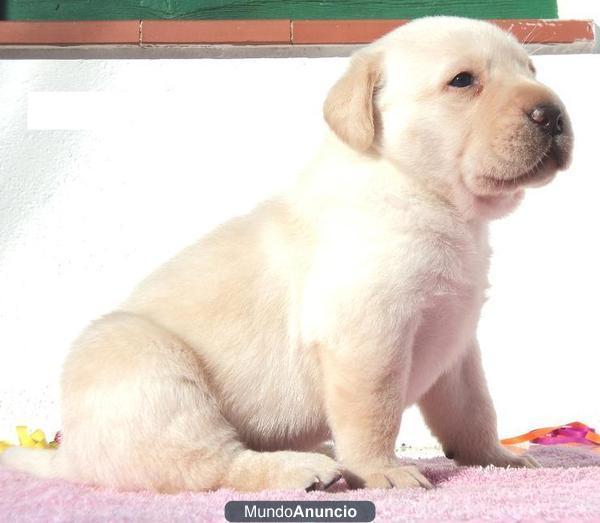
[{"x1": 2, "y1": 17, "x2": 572, "y2": 492}]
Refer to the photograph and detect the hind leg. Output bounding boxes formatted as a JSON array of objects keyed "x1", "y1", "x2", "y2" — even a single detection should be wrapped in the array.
[{"x1": 60, "y1": 311, "x2": 340, "y2": 492}]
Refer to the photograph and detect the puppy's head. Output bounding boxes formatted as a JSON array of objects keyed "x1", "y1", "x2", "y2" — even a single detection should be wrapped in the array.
[{"x1": 324, "y1": 17, "x2": 573, "y2": 217}]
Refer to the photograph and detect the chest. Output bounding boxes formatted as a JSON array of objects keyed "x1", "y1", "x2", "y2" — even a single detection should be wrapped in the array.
[
  {"x1": 394, "y1": 223, "x2": 491, "y2": 404},
  {"x1": 405, "y1": 284, "x2": 487, "y2": 404},
  {"x1": 304, "y1": 203, "x2": 491, "y2": 400}
]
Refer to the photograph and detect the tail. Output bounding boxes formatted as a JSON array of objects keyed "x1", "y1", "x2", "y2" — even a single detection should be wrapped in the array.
[{"x1": 0, "y1": 447, "x2": 64, "y2": 479}]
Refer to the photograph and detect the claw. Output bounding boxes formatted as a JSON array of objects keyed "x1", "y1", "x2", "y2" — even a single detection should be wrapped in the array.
[
  {"x1": 305, "y1": 477, "x2": 320, "y2": 492},
  {"x1": 411, "y1": 470, "x2": 434, "y2": 489}
]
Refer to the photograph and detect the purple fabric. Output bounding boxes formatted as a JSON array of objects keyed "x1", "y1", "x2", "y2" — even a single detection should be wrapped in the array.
[{"x1": 1, "y1": 445, "x2": 600, "y2": 522}]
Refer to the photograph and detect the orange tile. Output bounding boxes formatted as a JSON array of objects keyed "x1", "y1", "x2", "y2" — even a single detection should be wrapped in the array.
[
  {"x1": 493, "y1": 19, "x2": 594, "y2": 44},
  {"x1": 292, "y1": 19, "x2": 594, "y2": 45},
  {"x1": 292, "y1": 20, "x2": 407, "y2": 45},
  {"x1": 0, "y1": 21, "x2": 140, "y2": 45},
  {"x1": 141, "y1": 20, "x2": 291, "y2": 44},
  {"x1": 0, "y1": 19, "x2": 592, "y2": 46}
]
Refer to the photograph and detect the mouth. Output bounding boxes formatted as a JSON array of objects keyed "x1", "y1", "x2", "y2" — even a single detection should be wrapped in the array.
[{"x1": 481, "y1": 143, "x2": 567, "y2": 191}]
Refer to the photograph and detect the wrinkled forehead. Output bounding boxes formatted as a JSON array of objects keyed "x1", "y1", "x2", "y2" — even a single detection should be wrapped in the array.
[{"x1": 378, "y1": 20, "x2": 531, "y2": 80}]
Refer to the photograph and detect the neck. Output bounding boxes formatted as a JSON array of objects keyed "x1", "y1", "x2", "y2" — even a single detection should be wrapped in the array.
[
  {"x1": 446, "y1": 179, "x2": 525, "y2": 222},
  {"x1": 292, "y1": 135, "x2": 523, "y2": 225}
]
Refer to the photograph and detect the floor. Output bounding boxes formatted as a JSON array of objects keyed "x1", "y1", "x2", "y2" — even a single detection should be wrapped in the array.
[{"x1": 1, "y1": 445, "x2": 599, "y2": 522}]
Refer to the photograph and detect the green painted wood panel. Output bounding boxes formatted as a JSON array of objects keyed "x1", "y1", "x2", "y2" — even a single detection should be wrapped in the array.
[{"x1": 2, "y1": 1, "x2": 558, "y2": 21}]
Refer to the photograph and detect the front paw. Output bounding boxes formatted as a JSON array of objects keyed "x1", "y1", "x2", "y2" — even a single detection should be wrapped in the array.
[
  {"x1": 486, "y1": 452, "x2": 540, "y2": 469},
  {"x1": 344, "y1": 464, "x2": 433, "y2": 490},
  {"x1": 453, "y1": 446, "x2": 540, "y2": 469}
]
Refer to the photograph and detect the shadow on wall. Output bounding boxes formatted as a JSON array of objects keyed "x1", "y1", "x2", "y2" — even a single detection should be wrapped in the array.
[{"x1": 0, "y1": 2, "x2": 6, "y2": 20}]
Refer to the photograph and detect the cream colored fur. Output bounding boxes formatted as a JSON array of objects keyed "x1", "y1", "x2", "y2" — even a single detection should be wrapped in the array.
[{"x1": 1, "y1": 17, "x2": 573, "y2": 492}]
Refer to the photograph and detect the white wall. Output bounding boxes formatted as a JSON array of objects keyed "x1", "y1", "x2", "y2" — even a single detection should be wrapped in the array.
[
  {"x1": 0, "y1": 53, "x2": 599, "y2": 447},
  {"x1": 558, "y1": 0, "x2": 600, "y2": 21}
]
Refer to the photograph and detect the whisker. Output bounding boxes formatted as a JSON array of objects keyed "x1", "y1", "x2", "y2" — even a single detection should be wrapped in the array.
[
  {"x1": 527, "y1": 45, "x2": 546, "y2": 56},
  {"x1": 522, "y1": 24, "x2": 541, "y2": 46}
]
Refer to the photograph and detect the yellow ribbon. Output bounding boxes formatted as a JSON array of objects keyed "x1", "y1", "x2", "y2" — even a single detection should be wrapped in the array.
[{"x1": 0, "y1": 426, "x2": 59, "y2": 453}]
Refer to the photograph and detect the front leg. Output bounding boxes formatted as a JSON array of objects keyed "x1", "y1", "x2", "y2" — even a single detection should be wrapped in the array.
[
  {"x1": 319, "y1": 316, "x2": 432, "y2": 489},
  {"x1": 419, "y1": 341, "x2": 538, "y2": 468}
]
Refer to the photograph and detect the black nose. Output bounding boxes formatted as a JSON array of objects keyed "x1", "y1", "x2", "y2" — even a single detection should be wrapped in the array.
[{"x1": 528, "y1": 104, "x2": 563, "y2": 136}]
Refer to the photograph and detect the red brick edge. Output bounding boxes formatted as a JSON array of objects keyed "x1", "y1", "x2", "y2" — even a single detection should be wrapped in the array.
[
  {"x1": 293, "y1": 19, "x2": 595, "y2": 45},
  {"x1": 0, "y1": 19, "x2": 593, "y2": 46}
]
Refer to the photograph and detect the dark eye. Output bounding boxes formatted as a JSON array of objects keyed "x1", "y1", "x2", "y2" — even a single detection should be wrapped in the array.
[{"x1": 448, "y1": 72, "x2": 474, "y2": 88}]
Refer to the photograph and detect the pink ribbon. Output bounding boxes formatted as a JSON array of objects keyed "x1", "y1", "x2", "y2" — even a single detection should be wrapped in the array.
[
  {"x1": 502, "y1": 421, "x2": 600, "y2": 448},
  {"x1": 533, "y1": 424, "x2": 598, "y2": 446}
]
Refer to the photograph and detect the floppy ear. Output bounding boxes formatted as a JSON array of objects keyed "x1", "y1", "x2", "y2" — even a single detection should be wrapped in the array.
[{"x1": 323, "y1": 52, "x2": 382, "y2": 152}]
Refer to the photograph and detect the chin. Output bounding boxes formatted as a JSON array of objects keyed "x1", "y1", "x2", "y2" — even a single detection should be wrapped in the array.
[
  {"x1": 459, "y1": 156, "x2": 563, "y2": 220},
  {"x1": 481, "y1": 156, "x2": 560, "y2": 194},
  {"x1": 463, "y1": 146, "x2": 569, "y2": 202}
]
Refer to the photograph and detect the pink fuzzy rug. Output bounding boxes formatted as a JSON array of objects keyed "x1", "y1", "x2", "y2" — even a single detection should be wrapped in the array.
[{"x1": 1, "y1": 446, "x2": 600, "y2": 522}]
